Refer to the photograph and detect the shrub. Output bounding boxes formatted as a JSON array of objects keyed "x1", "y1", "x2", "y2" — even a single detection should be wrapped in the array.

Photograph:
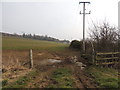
[
  {"x1": 2, "y1": 79, "x2": 8, "y2": 86},
  {"x1": 69, "y1": 40, "x2": 82, "y2": 50}
]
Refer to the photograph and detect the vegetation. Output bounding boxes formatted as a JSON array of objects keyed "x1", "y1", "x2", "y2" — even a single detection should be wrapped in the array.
[
  {"x1": 1, "y1": 32, "x2": 70, "y2": 43},
  {"x1": 2, "y1": 36, "x2": 69, "y2": 51},
  {"x1": 48, "y1": 68, "x2": 75, "y2": 88},
  {"x1": 89, "y1": 21, "x2": 119, "y2": 52},
  {"x1": 22, "y1": 33, "x2": 70, "y2": 43},
  {"x1": 3, "y1": 70, "x2": 38, "y2": 88},
  {"x1": 86, "y1": 66, "x2": 119, "y2": 88},
  {"x1": 2, "y1": 80, "x2": 8, "y2": 86},
  {"x1": 69, "y1": 40, "x2": 82, "y2": 50}
]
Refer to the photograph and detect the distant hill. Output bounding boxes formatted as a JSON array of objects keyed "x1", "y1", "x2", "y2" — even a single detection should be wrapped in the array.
[{"x1": 1, "y1": 32, "x2": 70, "y2": 44}]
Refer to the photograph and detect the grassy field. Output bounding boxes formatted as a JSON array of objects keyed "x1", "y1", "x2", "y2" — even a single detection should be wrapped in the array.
[{"x1": 2, "y1": 36, "x2": 69, "y2": 51}]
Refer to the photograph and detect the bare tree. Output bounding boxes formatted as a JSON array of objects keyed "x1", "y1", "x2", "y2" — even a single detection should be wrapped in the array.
[{"x1": 89, "y1": 21, "x2": 118, "y2": 52}]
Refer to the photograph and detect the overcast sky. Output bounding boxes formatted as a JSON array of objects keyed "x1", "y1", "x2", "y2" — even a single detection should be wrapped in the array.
[{"x1": 0, "y1": 0, "x2": 119, "y2": 41}]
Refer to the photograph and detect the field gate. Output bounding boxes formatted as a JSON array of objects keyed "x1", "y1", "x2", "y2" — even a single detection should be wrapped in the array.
[{"x1": 95, "y1": 52, "x2": 120, "y2": 65}]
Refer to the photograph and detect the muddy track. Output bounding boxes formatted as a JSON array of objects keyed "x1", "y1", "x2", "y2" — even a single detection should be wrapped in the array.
[
  {"x1": 73, "y1": 66, "x2": 97, "y2": 89},
  {"x1": 26, "y1": 63, "x2": 66, "y2": 88},
  {"x1": 65, "y1": 60, "x2": 97, "y2": 89},
  {"x1": 26, "y1": 58, "x2": 98, "y2": 88}
]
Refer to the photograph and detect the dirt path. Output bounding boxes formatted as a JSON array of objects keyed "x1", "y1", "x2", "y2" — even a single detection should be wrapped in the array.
[
  {"x1": 26, "y1": 62, "x2": 65, "y2": 88},
  {"x1": 2, "y1": 50, "x2": 97, "y2": 88},
  {"x1": 72, "y1": 66, "x2": 97, "y2": 88},
  {"x1": 25, "y1": 58, "x2": 97, "y2": 88}
]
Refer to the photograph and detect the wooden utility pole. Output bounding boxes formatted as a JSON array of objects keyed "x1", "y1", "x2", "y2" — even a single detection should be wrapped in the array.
[{"x1": 79, "y1": 2, "x2": 91, "y2": 53}]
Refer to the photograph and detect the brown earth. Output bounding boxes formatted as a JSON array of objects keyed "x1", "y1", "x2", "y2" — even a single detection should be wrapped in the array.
[{"x1": 2, "y1": 50, "x2": 97, "y2": 88}]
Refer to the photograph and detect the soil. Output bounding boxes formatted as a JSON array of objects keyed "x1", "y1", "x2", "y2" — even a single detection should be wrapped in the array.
[{"x1": 2, "y1": 50, "x2": 97, "y2": 88}]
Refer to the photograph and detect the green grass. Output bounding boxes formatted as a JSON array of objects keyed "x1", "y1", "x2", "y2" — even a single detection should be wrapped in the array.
[
  {"x1": 3, "y1": 70, "x2": 38, "y2": 88},
  {"x1": 2, "y1": 79, "x2": 8, "y2": 86},
  {"x1": 86, "y1": 66, "x2": 119, "y2": 88},
  {"x1": 47, "y1": 68, "x2": 75, "y2": 88},
  {"x1": 2, "y1": 36, "x2": 69, "y2": 51}
]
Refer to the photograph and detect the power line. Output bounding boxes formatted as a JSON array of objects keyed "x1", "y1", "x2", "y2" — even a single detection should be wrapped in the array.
[{"x1": 79, "y1": 2, "x2": 91, "y2": 53}]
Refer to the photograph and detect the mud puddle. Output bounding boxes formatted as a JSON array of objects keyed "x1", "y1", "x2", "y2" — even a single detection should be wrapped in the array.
[{"x1": 39, "y1": 59, "x2": 62, "y2": 65}]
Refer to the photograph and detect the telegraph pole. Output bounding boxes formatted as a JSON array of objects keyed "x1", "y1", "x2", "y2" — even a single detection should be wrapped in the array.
[{"x1": 79, "y1": 2, "x2": 91, "y2": 53}]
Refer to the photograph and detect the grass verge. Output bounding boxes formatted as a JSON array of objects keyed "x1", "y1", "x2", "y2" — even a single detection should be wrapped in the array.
[
  {"x1": 3, "y1": 70, "x2": 38, "y2": 88},
  {"x1": 86, "y1": 66, "x2": 119, "y2": 88},
  {"x1": 47, "y1": 68, "x2": 75, "y2": 88}
]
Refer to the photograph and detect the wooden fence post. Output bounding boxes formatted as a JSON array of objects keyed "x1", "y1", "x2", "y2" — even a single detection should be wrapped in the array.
[
  {"x1": 29, "y1": 49, "x2": 33, "y2": 68},
  {"x1": 90, "y1": 41, "x2": 95, "y2": 64}
]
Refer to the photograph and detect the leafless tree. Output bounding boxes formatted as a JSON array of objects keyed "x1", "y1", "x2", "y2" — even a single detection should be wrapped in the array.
[{"x1": 89, "y1": 21, "x2": 118, "y2": 52}]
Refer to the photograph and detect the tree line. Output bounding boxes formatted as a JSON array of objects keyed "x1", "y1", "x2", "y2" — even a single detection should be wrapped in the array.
[
  {"x1": 22, "y1": 33, "x2": 70, "y2": 43},
  {"x1": 1, "y1": 32, "x2": 70, "y2": 44}
]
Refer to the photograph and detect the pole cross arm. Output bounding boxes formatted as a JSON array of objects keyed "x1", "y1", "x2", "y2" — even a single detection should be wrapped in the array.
[
  {"x1": 80, "y1": 11, "x2": 91, "y2": 14},
  {"x1": 79, "y1": 2, "x2": 90, "y2": 4}
]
